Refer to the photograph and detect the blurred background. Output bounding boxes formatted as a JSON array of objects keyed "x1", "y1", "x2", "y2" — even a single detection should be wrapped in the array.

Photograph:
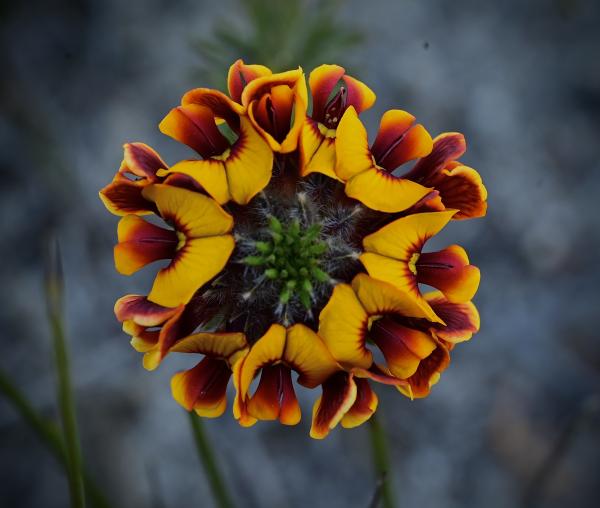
[{"x1": 1, "y1": 0, "x2": 600, "y2": 506}]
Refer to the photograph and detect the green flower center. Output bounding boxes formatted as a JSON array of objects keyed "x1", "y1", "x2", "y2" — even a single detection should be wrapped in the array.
[{"x1": 243, "y1": 216, "x2": 330, "y2": 309}]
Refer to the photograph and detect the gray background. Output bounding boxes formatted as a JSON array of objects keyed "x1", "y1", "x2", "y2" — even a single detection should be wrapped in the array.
[{"x1": 1, "y1": 0, "x2": 599, "y2": 507}]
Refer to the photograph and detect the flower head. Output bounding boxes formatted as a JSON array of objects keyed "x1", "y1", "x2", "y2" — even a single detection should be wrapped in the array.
[{"x1": 100, "y1": 60, "x2": 487, "y2": 438}]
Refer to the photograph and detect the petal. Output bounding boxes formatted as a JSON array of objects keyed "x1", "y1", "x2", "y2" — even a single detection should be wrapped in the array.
[
  {"x1": 341, "y1": 378, "x2": 378, "y2": 429},
  {"x1": 318, "y1": 284, "x2": 372, "y2": 369},
  {"x1": 121, "y1": 142, "x2": 167, "y2": 180},
  {"x1": 400, "y1": 341, "x2": 450, "y2": 399},
  {"x1": 425, "y1": 291, "x2": 480, "y2": 343},
  {"x1": 370, "y1": 317, "x2": 437, "y2": 379},
  {"x1": 181, "y1": 88, "x2": 244, "y2": 127},
  {"x1": 404, "y1": 132, "x2": 466, "y2": 182},
  {"x1": 342, "y1": 74, "x2": 376, "y2": 116},
  {"x1": 246, "y1": 364, "x2": 301, "y2": 425},
  {"x1": 224, "y1": 116, "x2": 273, "y2": 204},
  {"x1": 310, "y1": 372, "x2": 357, "y2": 439},
  {"x1": 129, "y1": 329, "x2": 160, "y2": 353},
  {"x1": 142, "y1": 184, "x2": 233, "y2": 237},
  {"x1": 416, "y1": 245, "x2": 480, "y2": 302},
  {"x1": 241, "y1": 68, "x2": 308, "y2": 110},
  {"x1": 362, "y1": 210, "x2": 456, "y2": 260},
  {"x1": 309, "y1": 64, "x2": 346, "y2": 123},
  {"x1": 345, "y1": 167, "x2": 431, "y2": 213},
  {"x1": 114, "y1": 215, "x2": 177, "y2": 275},
  {"x1": 171, "y1": 357, "x2": 231, "y2": 417},
  {"x1": 232, "y1": 357, "x2": 258, "y2": 427},
  {"x1": 169, "y1": 331, "x2": 248, "y2": 365},
  {"x1": 334, "y1": 106, "x2": 373, "y2": 181},
  {"x1": 114, "y1": 294, "x2": 181, "y2": 327},
  {"x1": 351, "y1": 273, "x2": 435, "y2": 321},
  {"x1": 99, "y1": 179, "x2": 154, "y2": 216},
  {"x1": 159, "y1": 104, "x2": 230, "y2": 158},
  {"x1": 157, "y1": 159, "x2": 230, "y2": 205},
  {"x1": 148, "y1": 235, "x2": 235, "y2": 307},
  {"x1": 238, "y1": 324, "x2": 287, "y2": 400},
  {"x1": 299, "y1": 118, "x2": 340, "y2": 180},
  {"x1": 371, "y1": 110, "x2": 433, "y2": 171},
  {"x1": 284, "y1": 324, "x2": 339, "y2": 389},
  {"x1": 227, "y1": 59, "x2": 272, "y2": 104},
  {"x1": 429, "y1": 164, "x2": 488, "y2": 220}
]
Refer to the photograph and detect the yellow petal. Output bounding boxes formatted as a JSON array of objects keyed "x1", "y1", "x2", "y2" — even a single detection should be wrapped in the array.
[
  {"x1": 345, "y1": 167, "x2": 431, "y2": 213},
  {"x1": 157, "y1": 159, "x2": 231, "y2": 205},
  {"x1": 148, "y1": 235, "x2": 235, "y2": 307},
  {"x1": 318, "y1": 284, "x2": 372, "y2": 369},
  {"x1": 284, "y1": 324, "x2": 339, "y2": 388},
  {"x1": 362, "y1": 210, "x2": 456, "y2": 260},
  {"x1": 299, "y1": 119, "x2": 340, "y2": 180},
  {"x1": 351, "y1": 273, "x2": 437, "y2": 322},
  {"x1": 238, "y1": 324, "x2": 287, "y2": 399},
  {"x1": 334, "y1": 106, "x2": 373, "y2": 181},
  {"x1": 224, "y1": 116, "x2": 273, "y2": 204},
  {"x1": 169, "y1": 332, "x2": 248, "y2": 365},
  {"x1": 142, "y1": 184, "x2": 233, "y2": 237}
]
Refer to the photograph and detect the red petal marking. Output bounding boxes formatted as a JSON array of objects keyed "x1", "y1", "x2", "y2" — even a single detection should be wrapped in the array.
[
  {"x1": 247, "y1": 364, "x2": 297, "y2": 422},
  {"x1": 115, "y1": 216, "x2": 178, "y2": 274},
  {"x1": 371, "y1": 112, "x2": 415, "y2": 168},
  {"x1": 426, "y1": 163, "x2": 487, "y2": 220},
  {"x1": 182, "y1": 89, "x2": 241, "y2": 131},
  {"x1": 163, "y1": 105, "x2": 230, "y2": 158},
  {"x1": 310, "y1": 65, "x2": 346, "y2": 124},
  {"x1": 312, "y1": 372, "x2": 356, "y2": 437},
  {"x1": 176, "y1": 357, "x2": 231, "y2": 411},
  {"x1": 343, "y1": 378, "x2": 377, "y2": 424},
  {"x1": 114, "y1": 295, "x2": 180, "y2": 326},
  {"x1": 100, "y1": 180, "x2": 154, "y2": 215},
  {"x1": 122, "y1": 143, "x2": 167, "y2": 180},
  {"x1": 269, "y1": 84, "x2": 294, "y2": 142},
  {"x1": 370, "y1": 318, "x2": 430, "y2": 377},
  {"x1": 428, "y1": 295, "x2": 480, "y2": 342},
  {"x1": 406, "y1": 343, "x2": 450, "y2": 398},
  {"x1": 162, "y1": 173, "x2": 206, "y2": 193},
  {"x1": 416, "y1": 245, "x2": 478, "y2": 301},
  {"x1": 404, "y1": 133, "x2": 466, "y2": 183}
]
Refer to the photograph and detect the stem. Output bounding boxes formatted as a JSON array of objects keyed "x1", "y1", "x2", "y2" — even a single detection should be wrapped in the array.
[
  {"x1": 0, "y1": 370, "x2": 110, "y2": 508},
  {"x1": 45, "y1": 238, "x2": 86, "y2": 508},
  {"x1": 188, "y1": 412, "x2": 234, "y2": 508},
  {"x1": 368, "y1": 414, "x2": 395, "y2": 508}
]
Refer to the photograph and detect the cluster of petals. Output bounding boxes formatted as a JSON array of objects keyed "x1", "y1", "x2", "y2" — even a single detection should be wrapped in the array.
[{"x1": 100, "y1": 60, "x2": 487, "y2": 438}]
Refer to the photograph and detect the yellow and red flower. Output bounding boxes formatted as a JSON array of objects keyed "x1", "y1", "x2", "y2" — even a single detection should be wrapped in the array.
[{"x1": 100, "y1": 60, "x2": 487, "y2": 438}]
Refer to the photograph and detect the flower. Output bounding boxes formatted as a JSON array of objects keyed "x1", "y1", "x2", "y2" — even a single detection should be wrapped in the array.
[{"x1": 100, "y1": 60, "x2": 487, "y2": 438}]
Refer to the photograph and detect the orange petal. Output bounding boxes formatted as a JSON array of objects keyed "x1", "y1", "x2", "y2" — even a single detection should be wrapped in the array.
[
  {"x1": 425, "y1": 291, "x2": 480, "y2": 343},
  {"x1": 342, "y1": 74, "x2": 376, "y2": 116},
  {"x1": 309, "y1": 64, "x2": 346, "y2": 123},
  {"x1": 404, "y1": 132, "x2": 466, "y2": 183},
  {"x1": 121, "y1": 142, "x2": 167, "y2": 180},
  {"x1": 181, "y1": 88, "x2": 244, "y2": 127},
  {"x1": 227, "y1": 59, "x2": 272, "y2": 103},
  {"x1": 114, "y1": 294, "x2": 181, "y2": 327},
  {"x1": 400, "y1": 342, "x2": 450, "y2": 399},
  {"x1": 310, "y1": 372, "x2": 357, "y2": 439},
  {"x1": 171, "y1": 357, "x2": 231, "y2": 417},
  {"x1": 371, "y1": 110, "x2": 433, "y2": 171},
  {"x1": 169, "y1": 331, "x2": 248, "y2": 365},
  {"x1": 99, "y1": 179, "x2": 154, "y2": 216},
  {"x1": 159, "y1": 104, "x2": 229, "y2": 158},
  {"x1": 341, "y1": 378, "x2": 378, "y2": 429},
  {"x1": 114, "y1": 215, "x2": 177, "y2": 275},
  {"x1": 429, "y1": 164, "x2": 488, "y2": 220},
  {"x1": 416, "y1": 245, "x2": 480, "y2": 303}
]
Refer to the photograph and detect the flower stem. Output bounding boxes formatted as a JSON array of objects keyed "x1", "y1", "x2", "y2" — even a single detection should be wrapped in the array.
[
  {"x1": 368, "y1": 413, "x2": 395, "y2": 508},
  {"x1": 45, "y1": 238, "x2": 86, "y2": 508},
  {"x1": 0, "y1": 369, "x2": 110, "y2": 508},
  {"x1": 188, "y1": 412, "x2": 234, "y2": 508}
]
